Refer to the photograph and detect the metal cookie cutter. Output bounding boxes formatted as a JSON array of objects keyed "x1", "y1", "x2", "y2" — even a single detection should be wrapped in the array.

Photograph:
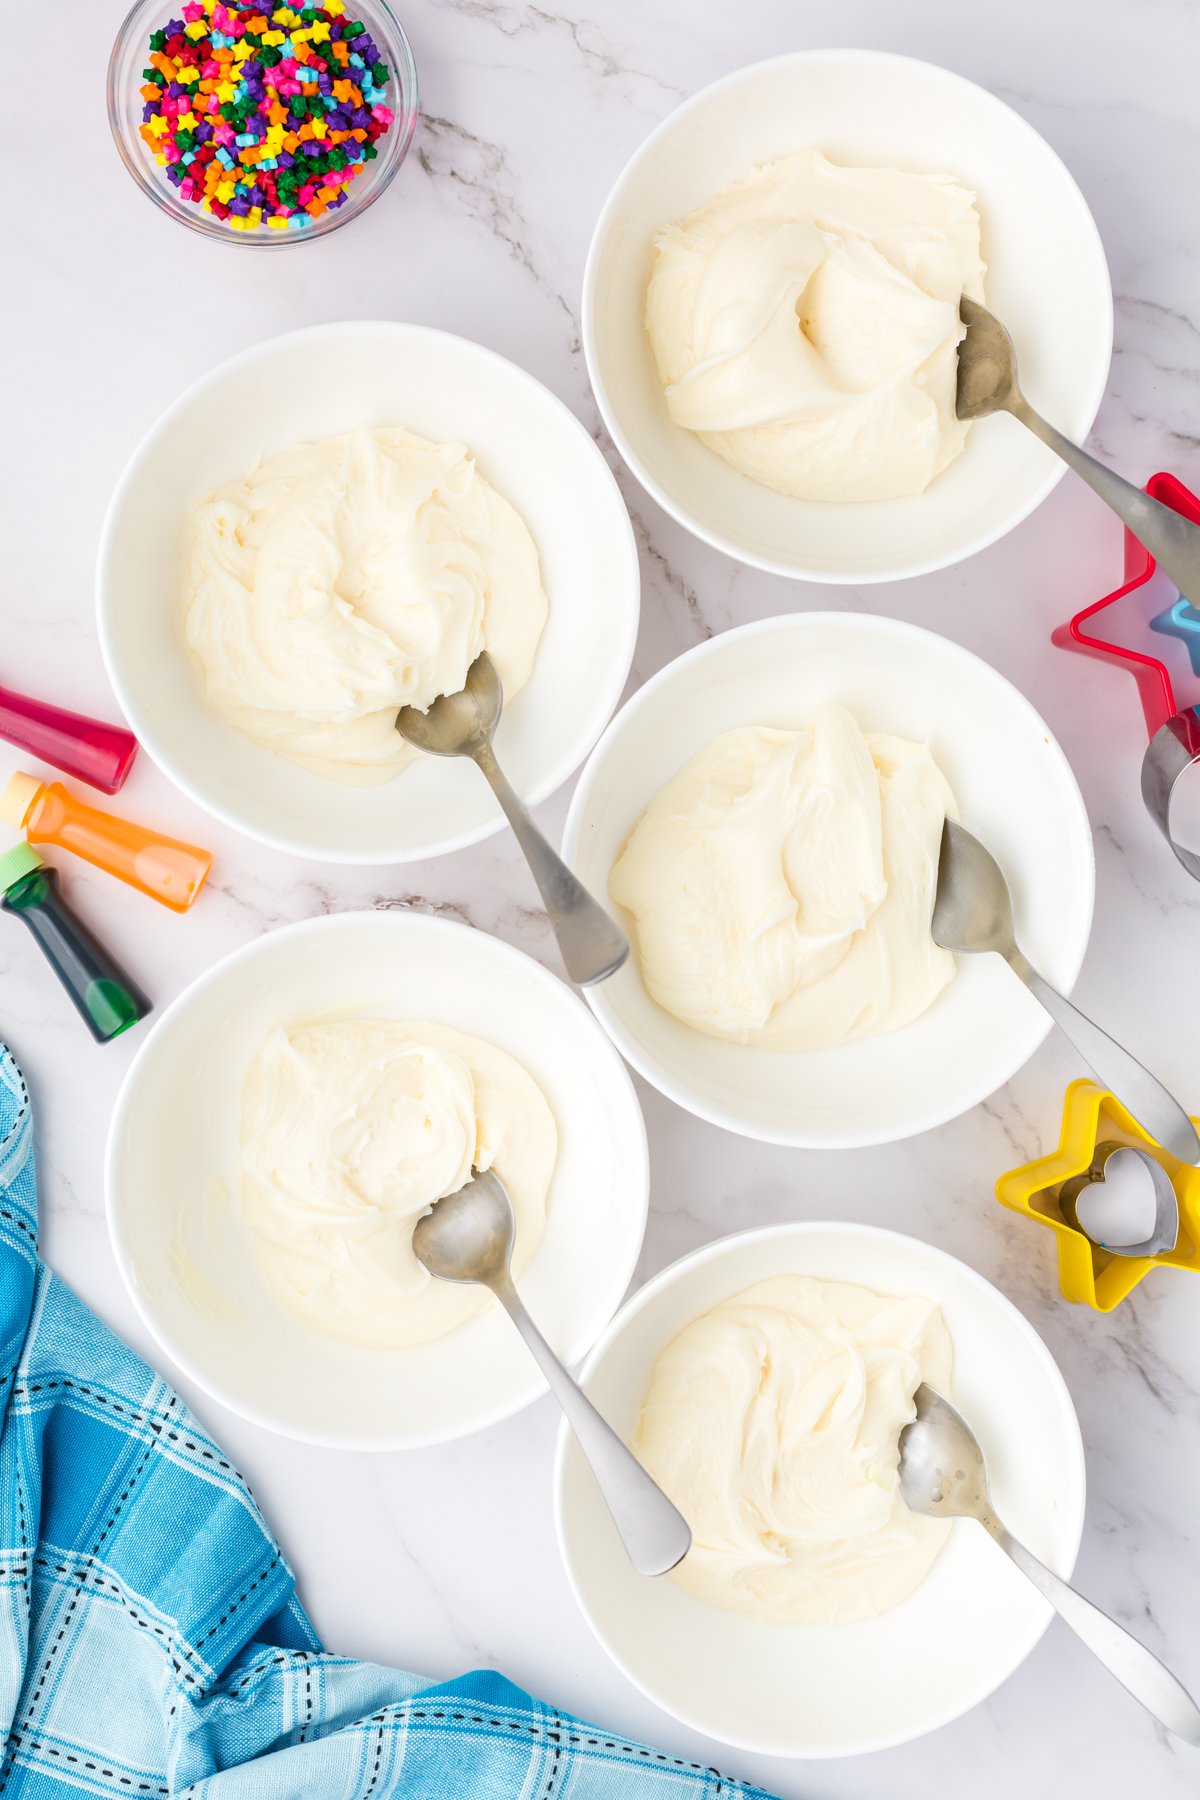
[
  {"x1": 1053, "y1": 472, "x2": 1200, "y2": 882},
  {"x1": 1058, "y1": 1141, "x2": 1179, "y2": 1259},
  {"x1": 1141, "y1": 704, "x2": 1200, "y2": 882},
  {"x1": 995, "y1": 1080, "x2": 1200, "y2": 1311}
]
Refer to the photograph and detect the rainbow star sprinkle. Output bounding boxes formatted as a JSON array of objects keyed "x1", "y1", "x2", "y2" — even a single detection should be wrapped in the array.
[{"x1": 138, "y1": 1, "x2": 395, "y2": 231}]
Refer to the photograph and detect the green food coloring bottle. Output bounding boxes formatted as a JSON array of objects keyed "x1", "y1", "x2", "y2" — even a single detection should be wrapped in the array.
[{"x1": 0, "y1": 843, "x2": 150, "y2": 1043}]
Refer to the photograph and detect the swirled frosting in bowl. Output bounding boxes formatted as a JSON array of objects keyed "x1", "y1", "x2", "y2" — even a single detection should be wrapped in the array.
[
  {"x1": 634, "y1": 1274, "x2": 954, "y2": 1625},
  {"x1": 238, "y1": 1017, "x2": 557, "y2": 1348},
  {"x1": 609, "y1": 706, "x2": 957, "y2": 1050},
  {"x1": 646, "y1": 148, "x2": 986, "y2": 502},
  {"x1": 184, "y1": 427, "x2": 549, "y2": 784}
]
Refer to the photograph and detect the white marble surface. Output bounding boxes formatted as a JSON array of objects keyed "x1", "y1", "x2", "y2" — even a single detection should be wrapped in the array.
[{"x1": 7, "y1": 2, "x2": 1200, "y2": 1793}]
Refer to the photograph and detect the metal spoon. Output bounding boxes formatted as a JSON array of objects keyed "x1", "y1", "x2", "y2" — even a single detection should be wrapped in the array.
[
  {"x1": 412, "y1": 1168, "x2": 691, "y2": 1578},
  {"x1": 396, "y1": 651, "x2": 628, "y2": 987},
  {"x1": 899, "y1": 1384, "x2": 1200, "y2": 1745},
  {"x1": 932, "y1": 819, "x2": 1200, "y2": 1164},
  {"x1": 957, "y1": 297, "x2": 1200, "y2": 604}
]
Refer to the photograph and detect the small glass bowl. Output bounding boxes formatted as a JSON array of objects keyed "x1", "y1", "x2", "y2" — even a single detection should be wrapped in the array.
[{"x1": 108, "y1": 0, "x2": 419, "y2": 246}]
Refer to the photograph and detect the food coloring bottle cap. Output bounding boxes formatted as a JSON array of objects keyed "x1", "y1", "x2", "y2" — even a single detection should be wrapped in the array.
[
  {"x1": 0, "y1": 772, "x2": 42, "y2": 830},
  {"x1": 0, "y1": 841, "x2": 44, "y2": 893}
]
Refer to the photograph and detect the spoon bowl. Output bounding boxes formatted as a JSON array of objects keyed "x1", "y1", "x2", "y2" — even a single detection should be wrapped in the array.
[
  {"x1": 898, "y1": 1384, "x2": 994, "y2": 1523},
  {"x1": 411, "y1": 1167, "x2": 514, "y2": 1287},
  {"x1": 955, "y1": 296, "x2": 1020, "y2": 421},
  {"x1": 395, "y1": 650, "x2": 502, "y2": 759},
  {"x1": 932, "y1": 818, "x2": 1016, "y2": 955}
]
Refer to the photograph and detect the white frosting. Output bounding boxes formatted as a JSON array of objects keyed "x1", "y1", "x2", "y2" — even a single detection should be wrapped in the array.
[
  {"x1": 238, "y1": 1018, "x2": 557, "y2": 1348},
  {"x1": 609, "y1": 708, "x2": 957, "y2": 1050},
  {"x1": 634, "y1": 1275, "x2": 954, "y2": 1626},
  {"x1": 646, "y1": 149, "x2": 986, "y2": 502},
  {"x1": 184, "y1": 427, "x2": 548, "y2": 784}
]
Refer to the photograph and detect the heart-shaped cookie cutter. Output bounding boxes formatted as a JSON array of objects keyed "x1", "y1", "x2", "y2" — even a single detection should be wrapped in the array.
[
  {"x1": 1052, "y1": 471, "x2": 1200, "y2": 882},
  {"x1": 1058, "y1": 1141, "x2": 1179, "y2": 1259},
  {"x1": 995, "y1": 1079, "x2": 1200, "y2": 1310}
]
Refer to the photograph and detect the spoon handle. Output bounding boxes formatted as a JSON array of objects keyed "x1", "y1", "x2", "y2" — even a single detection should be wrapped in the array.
[
  {"x1": 1007, "y1": 950, "x2": 1200, "y2": 1164},
  {"x1": 472, "y1": 743, "x2": 628, "y2": 987},
  {"x1": 1011, "y1": 397, "x2": 1200, "y2": 605},
  {"x1": 492, "y1": 1277, "x2": 692, "y2": 1578},
  {"x1": 985, "y1": 1517, "x2": 1200, "y2": 1745}
]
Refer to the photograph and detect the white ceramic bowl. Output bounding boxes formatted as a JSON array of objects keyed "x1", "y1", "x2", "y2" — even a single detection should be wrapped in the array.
[
  {"x1": 563, "y1": 612, "x2": 1094, "y2": 1148},
  {"x1": 105, "y1": 912, "x2": 649, "y2": 1449},
  {"x1": 97, "y1": 322, "x2": 639, "y2": 862},
  {"x1": 555, "y1": 1222, "x2": 1086, "y2": 1758},
  {"x1": 584, "y1": 49, "x2": 1112, "y2": 582}
]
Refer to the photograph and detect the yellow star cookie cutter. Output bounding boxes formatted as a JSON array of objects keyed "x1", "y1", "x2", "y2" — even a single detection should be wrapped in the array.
[{"x1": 995, "y1": 1080, "x2": 1200, "y2": 1311}]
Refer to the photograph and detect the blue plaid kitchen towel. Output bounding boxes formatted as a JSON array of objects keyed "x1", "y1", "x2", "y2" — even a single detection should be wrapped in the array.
[{"x1": 0, "y1": 1047, "x2": 776, "y2": 1799}]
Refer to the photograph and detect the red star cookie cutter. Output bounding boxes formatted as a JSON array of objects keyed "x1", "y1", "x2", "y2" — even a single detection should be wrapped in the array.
[
  {"x1": 1052, "y1": 472, "x2": 1200, "y2": 882},
  {"x1": 1051, "y1": 471, "x2": 1200, "y2": 739}
]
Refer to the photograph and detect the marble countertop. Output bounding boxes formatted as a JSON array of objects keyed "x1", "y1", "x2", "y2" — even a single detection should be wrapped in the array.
[{"x1": 7, "y1": 1, "x2": 1200, "y2": 1793}]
